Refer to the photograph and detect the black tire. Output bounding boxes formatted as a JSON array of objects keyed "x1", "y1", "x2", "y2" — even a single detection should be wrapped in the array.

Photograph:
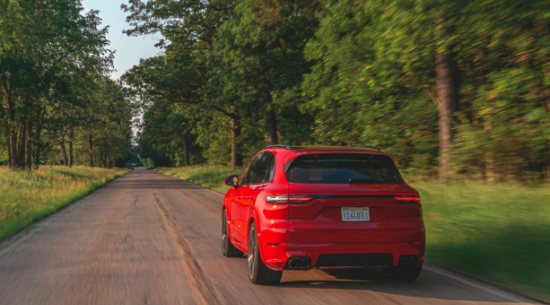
[
  {"x1": 222, "y1": 210, "x2": 243, "y2": 257},
  {"x1": 383, "y1": 263, "x2": 423, "y2": 281},
  {"x1": 247, "y1": 223, "x2": 283, "y2": 285}
]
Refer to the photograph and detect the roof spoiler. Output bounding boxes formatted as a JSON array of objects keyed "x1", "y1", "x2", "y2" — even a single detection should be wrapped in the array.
[
  {"x1": 353, "y1": 146, "x2": 380, "y2": 151},
  {"x1": 265, "y1": 144, "x2": 292, "y2": 150},
  {"x1": 265, "y1": 145, "x2": 380, "y2": 151}
]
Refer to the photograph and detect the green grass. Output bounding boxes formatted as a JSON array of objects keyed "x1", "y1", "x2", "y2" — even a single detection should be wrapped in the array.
[
  {"x1": 158, "y1": 165, "x2": 550, "y2": 301},
  {"x1": 0, "y1": 166, "x2": 129, "y2": 242},
  {"x1": 417, "y1": 182, "x2": 550, "y2": 301},
  {"x1": 157, "y1": 166, "x2": 245, "y2": 193}
]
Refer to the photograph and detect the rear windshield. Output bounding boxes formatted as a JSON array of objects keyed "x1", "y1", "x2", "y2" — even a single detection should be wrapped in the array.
[{"x1": 285, "y1": 154, "x2": 403, "y2": 184}]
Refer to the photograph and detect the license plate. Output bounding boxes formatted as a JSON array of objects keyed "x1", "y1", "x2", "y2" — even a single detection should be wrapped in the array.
[{"x1": 341, "y1": 207, "x2": 370, "y2": 222}]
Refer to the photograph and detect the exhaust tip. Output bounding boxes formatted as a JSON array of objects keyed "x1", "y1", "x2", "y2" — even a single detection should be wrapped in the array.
[
  {"x1": 287, "y1": 257, "x2": 311, "y2": 269},
  {"x1": 288, "y1": 258, "x2": 300, "y2": 269},
  {"x1": 398, "y1": 255, "x2": 418, "y2": 267},
  {"x1": 299, "y1": 258, "x2": 311, "y2": 269}
]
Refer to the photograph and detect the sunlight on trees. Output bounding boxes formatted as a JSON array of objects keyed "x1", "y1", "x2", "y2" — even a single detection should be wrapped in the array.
[{"x1": 0, "y1": 0, "x2": 133, "y2": 169}]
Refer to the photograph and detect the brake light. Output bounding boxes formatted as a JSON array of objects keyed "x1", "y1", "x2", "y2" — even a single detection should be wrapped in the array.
[
  {"x1": 289, "y1": 196, "x2": 313, "y2": 202},
  {"x1": 265, "y1": 195, "x2": 289, "y2": 203},
  {"x1": 265, "y1": 195, "x2": 313, "y2": 204},
  {"x1": 394, "y1": 195, "x2": 421, "y2": 204}
]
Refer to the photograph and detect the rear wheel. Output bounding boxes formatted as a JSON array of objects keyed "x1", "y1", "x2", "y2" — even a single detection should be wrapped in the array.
[
  {"x1": 383, "y1": 263, "x2": 423, "y2": 281},
  {"x1": 222, "y1": 210, "x2": 243, "y2": 257},
  {"x1": 247, "y1": 223, "x2": 283, "y2": 285}
]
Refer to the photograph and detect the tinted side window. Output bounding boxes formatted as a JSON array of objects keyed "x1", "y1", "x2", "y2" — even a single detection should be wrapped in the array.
[
  {"x1": 256, "y1": 152, "x2": 275, "y2": 183},
  {"x1": 242, "y1": 152, "x2": 276, "y2": 185},
  {"x1": 242, "y1": 153, "x2": 263, "y2": 185}
]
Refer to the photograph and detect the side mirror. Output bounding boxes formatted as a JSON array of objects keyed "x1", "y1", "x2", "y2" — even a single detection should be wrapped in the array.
[{"x1": 224, "y1": 175, "x2": 240, "y2": 188}]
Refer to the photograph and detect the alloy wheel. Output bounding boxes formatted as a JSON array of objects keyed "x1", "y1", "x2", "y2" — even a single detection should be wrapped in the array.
[
  {"x1": 221, "y1": 213, "x2": 227, "y2": 254},
  {"x1": 248, "y1": 226, "x2": 256, "y2": 279}
]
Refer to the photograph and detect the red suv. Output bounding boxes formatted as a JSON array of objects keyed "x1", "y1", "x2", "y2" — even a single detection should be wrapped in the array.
[{"x1": 221, "y1": 145, "x2": 425, "y2": 285}]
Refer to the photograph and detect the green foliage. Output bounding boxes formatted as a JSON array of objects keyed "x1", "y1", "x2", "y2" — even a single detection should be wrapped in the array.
[
  {"x1": 126, "y1": 0, "x2": 550, "y2": 182},
  {"x1": 0, "y1": 166, "x2": 129, "y2": 241},
  {"x1": 0, "y1": 0, "x2": 131, "y2": 170},
  {"x1": 302, "y1": 0, "x2": 550, "y2": 179},
  {"x1": 143, "y1": 158, "x2": 155, "y2": 170}
]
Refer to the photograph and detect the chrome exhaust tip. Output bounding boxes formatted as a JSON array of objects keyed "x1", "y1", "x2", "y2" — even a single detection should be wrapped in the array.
[{"x1": 288, "y1": 258, "x2": 301, "y2": 269}]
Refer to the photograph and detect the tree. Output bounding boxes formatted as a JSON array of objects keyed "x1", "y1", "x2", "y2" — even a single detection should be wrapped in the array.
[
  {"x1": 0, "y1": 0, "x2": 114, "y2": 170},
  {"x1": 124, "y1": 0, "x2": 550, "y2": 183},
  {"x1": 214, "y1": 0, "x2": 319, "y2": 145}
]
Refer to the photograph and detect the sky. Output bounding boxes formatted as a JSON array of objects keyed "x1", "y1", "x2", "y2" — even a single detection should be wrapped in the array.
[{"x1": 81, "y1": 0, "x2": 162, "y2": 80}]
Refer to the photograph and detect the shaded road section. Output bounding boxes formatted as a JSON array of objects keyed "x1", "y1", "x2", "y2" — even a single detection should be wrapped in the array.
[{"x1": 0, "y1": 170, "x2": 542, "y2": 305}]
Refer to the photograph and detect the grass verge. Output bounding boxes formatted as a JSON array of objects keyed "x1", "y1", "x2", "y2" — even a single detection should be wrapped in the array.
[
  {"x1": 158, "y1": 165, "x2": 550, "y2": 301},
  {"x1": 416, "y1": 182, "x2": 550, "y2": 301},
  {"x1": 157, "y1": 166, "x2": 245, "y2": 193},
  {"x1": 0, "y1": 166, "x2": 129, "y2": 242}
]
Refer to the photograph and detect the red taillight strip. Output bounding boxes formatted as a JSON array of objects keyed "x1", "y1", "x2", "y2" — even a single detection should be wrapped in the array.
[
  {"x1": 265, "y1": 195, "x2": 313, "y2": 204},
  {"x1": 289, "y1": 197, "x2": 313, "y2": 202},
  {"x1": 265, "y1": 195, "x2": 289, "y2": 203},
  {"x1": 394, "y1": 195, "x2": 421, "y2": 204},
  {"x1": 267, "y1": 194, "x2": 420, "y2": 204},
  {"x1": 394, "y1": 197, "x2": 420, "y2": 201}
]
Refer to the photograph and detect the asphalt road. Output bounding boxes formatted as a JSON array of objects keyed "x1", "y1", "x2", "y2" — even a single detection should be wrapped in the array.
[{"x1": 0, "y1": 169, "x2": 542, "y2": 305}]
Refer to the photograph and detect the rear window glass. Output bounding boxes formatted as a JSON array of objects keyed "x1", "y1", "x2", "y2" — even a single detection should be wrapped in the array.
[{"x1": 285, "y1": 154, "x2": 403, "y2": 184}]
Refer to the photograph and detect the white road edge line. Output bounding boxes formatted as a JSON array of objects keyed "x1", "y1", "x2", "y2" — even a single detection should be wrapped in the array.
[{"x1": 424, "y1": 264, "x2": 537, "y2": 303}]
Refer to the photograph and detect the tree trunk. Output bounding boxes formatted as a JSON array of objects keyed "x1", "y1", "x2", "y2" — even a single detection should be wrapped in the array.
[
  {"x1": 103, "y1": 144, "x2": 107, "y2": 168},
  {"x1": 33, "y1": 107, "x2": 45, "y2": 169},
  {"x1": 547, "y1": 137, "x2": 550, "y2": 180},
  {"x1": 26, "y1": 119, "x2": 32, "y2": 170},
  {"x1": 8, "y1": 97, "x2": 17, "y2": 169},
  {"x1": 547, "y1": 101, "x2": 550, "y2": 181},
  {"x1": 230, "y1": 105, "x2": 242, "y2": 168},
  {"x1": 68, "y1": 126, "x2": 74, "y2": 167},
  {"x1": 182, "y1": 129, "x2": 190, "y2": 166},
  {"x1": 88, "y1": 134, "x2": 94, "y2": 167},
  {"x1": 436, "y1": 50, "x2": 459, "y2": 183},
  {"x1": 33, "y1": 142, "x2": 41, "y2": 169},
  {"x1": 18, "y1": 121, "x2": 27, "y2": 168},
  {"x1": 259, "y1": 48, "x2": 278, "y2": 146},
  {"x1": 484, "y1": 120, "x2": 495, "y2": 183},
  {"x1": 5, "y1": 122, "x2": 12, "y2": 168},
  {"x1": 266, "y1": 110, "x2": 278, "y2": 145},
  {"x1": 60, "y1": 139, "x2": 68, "y2": 166}
]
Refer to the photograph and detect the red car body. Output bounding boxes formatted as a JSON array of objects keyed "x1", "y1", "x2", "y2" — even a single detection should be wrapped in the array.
[{"x1": 222, "y1": 146, "x2": 425, "y2": 284}]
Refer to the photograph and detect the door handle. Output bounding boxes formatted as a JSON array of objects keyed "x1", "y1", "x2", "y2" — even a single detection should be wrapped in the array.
[{"x1": 237, "y1": 196, "x2": 242, "y2": 199}]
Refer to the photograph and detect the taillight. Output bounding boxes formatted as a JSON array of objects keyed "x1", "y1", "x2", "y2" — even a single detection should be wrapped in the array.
[
  {"x1": 394, "y1": 195, "x2": 421, "y2": 204},
  {"x1": 266, "y1": 195, "x2": 313, "y2": 204},
  {"x1": 265, "y1": 195, "x2": 289, "y2": 203}
]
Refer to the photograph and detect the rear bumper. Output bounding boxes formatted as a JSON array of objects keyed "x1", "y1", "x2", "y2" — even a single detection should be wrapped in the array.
[{"x1": 261, "y1": 241, "x2": 425, "y2": 271}]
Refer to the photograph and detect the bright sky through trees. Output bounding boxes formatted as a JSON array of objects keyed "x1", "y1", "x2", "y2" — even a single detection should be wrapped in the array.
[{"x1": 81, "y1": 0, "x2": 161, "y2": 80}]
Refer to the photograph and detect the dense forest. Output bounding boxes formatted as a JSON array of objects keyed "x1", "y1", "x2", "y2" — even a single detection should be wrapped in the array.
[
  {"x1": 124, "y1": 0, "x2": 550, "y2": 183},
  {"x1": 3, "y1": 0, "x2": 550, "y2": 182},
  {"x1": 0, "y1": 0, "x2": 134, "y2": 169}
]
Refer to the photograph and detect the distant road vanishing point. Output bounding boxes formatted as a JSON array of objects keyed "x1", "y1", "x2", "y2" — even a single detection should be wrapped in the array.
[{"x1": 0, "y1": 169, "x2": 542, "y2": 305}]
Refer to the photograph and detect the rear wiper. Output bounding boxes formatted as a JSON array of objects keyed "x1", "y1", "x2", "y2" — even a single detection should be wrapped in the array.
[{"x1": 349, "y1": 179, "x2": 377, "y2": 184}]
